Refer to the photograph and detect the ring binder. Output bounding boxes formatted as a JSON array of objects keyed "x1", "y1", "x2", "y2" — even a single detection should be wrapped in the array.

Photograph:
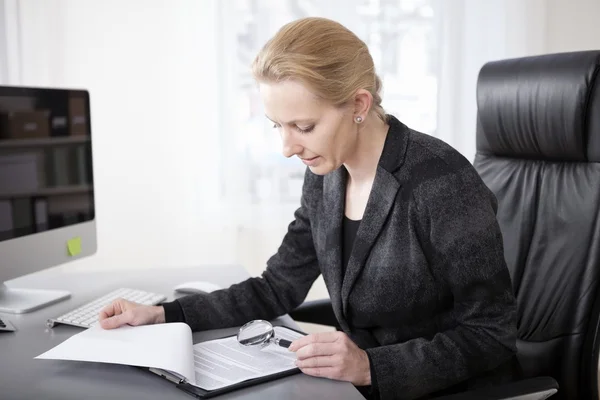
[{"x1": 149, "y1": 367, "x2": 185, "y2": 384}]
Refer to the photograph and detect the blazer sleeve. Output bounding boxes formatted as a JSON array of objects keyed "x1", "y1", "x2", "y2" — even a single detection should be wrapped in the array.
[
  {"x1": 365, "y1": 165, "x2": 518, "y2": 400},
  {"x1": 169, "y1": 169, "x2": 322, "y2": 332}
]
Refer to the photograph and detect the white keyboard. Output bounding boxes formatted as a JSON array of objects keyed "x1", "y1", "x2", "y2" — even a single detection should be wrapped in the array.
[{"x1": 46, "y1": 288, "x2": 167, "y2": 329}]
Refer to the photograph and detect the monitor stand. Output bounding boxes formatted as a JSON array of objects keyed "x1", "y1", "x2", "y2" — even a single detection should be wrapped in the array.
[{"x1": 0, "y1": 284, "x2": 71, "y2": 314}]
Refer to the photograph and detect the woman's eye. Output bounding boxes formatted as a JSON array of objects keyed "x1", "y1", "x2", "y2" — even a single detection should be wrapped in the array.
[
  {"x1": 296, "y1": 125, "x2": 314, "y2": 134},
  {"x1": 270, "y1": 122, "x2": 313, "y2": 134}
]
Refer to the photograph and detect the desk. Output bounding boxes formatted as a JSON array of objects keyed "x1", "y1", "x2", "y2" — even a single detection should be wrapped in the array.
[{"x1": 0, "y1": 265, "x2": 363, "y2": 400}]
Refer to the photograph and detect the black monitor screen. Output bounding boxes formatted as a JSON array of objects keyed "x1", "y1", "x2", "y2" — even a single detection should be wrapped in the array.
[{"x1": 0, "y1": 86, "x2": 95, "y2": 242}]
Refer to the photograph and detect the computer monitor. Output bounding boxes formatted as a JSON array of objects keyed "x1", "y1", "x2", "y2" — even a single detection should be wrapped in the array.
[{"x1": 0, "y1": 85, "x2": 96, "y2": 313}]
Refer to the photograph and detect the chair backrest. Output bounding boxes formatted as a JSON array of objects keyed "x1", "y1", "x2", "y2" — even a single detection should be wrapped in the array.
[{"x1": 474, "y1": 50, "x2": 600, "y2": 400}]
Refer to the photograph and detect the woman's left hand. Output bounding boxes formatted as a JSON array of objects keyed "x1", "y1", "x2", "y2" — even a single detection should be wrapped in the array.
[{"x1": 289, "y1": 331, "x2": 371, "y2": 386}]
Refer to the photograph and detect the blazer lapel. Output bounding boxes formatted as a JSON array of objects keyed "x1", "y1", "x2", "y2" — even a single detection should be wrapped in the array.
[
  {"x1": 341, "y1": 167, "x2": 400, "y2": 316},
  {"x1": 321, "y1": 166, "x2": 349, "y2": 330},
  {"x1": 340, "y1": 115, "x2": 408, "y2": 316}
]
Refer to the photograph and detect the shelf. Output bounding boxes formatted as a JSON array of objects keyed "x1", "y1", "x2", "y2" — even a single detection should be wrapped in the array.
[
  {"x1": 0, "y1": 184, "x2": 93, "y2": 200},
  {"x1": 0, "y1": 136, "x2": 90, "y2": 149}
]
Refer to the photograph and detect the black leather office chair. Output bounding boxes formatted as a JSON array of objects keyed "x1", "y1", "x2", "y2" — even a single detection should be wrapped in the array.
[{"x1": 290, "y1": 50, "x2": 600, "y2": 399}]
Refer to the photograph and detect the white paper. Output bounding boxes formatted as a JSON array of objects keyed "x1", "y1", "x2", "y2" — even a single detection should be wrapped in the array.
[
  {"x1": 192, "y1": 326, "x2": 304, "y2": 390},
  {"x1": 35, "y1": 323, "x2": 196, "y2": 385}
]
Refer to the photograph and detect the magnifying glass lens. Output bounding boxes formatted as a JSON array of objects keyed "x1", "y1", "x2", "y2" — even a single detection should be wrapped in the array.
[
  {"x1": 237, "y1": 320, "x2": 274, "y2": 346},
  {"x1": 237, "y1": 320, "x2": 293, "y2": 348}
]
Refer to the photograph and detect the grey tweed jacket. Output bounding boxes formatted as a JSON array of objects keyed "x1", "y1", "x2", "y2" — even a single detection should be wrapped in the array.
[{"x1": 172, "y1": 115, "x2": 518, "y2": 399}]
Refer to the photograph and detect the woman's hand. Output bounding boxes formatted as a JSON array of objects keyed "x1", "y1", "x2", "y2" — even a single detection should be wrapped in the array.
[
  {"x1": 289, "y1": 331, "x2": 371, "y2": 386},
  {"x1": 98, "y1": 298, "x2": 165, "y2": 329}
]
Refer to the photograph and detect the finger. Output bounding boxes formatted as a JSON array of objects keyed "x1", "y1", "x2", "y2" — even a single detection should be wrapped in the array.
[
  {"x1": 295, "y1": 355, "x2": 337, "y2": 369},
  {"x1": 98, "y1": 300, "x2": 122, "y2": 321},
  {"x1": 289, "y1": 331, "x2": 341, "y2": 352},
  {"x1": 98, "y1": 306, "x2": 114, "y2": 321},
  {"x1": 295, "y1": 342, "x2": 339, "y2": 361},
  {"x1": 298, "y1": 367, "x2": 340, "y2": 381},
  {"x1": 99, "y1": 310, "x2": 132, "y2": 330}
]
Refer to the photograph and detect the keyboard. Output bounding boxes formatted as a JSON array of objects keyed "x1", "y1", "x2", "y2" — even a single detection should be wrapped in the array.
[{"x1": 46, "y1": 288, "x2": 167, "y2": 329}]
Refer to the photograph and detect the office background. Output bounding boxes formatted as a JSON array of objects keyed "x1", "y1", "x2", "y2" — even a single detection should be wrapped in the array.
[{"x1": 0, "y1": 0, "x2": 598, "y2": 309}]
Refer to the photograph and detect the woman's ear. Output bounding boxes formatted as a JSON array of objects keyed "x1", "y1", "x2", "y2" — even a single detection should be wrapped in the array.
[{"x1": 353, "y1": 89, "x2": 373, "y2": 121}]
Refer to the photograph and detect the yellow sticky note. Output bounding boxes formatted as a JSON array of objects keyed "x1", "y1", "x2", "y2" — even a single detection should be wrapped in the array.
[{"x1": 67, "y1": 237, "x2": 82, "y2": 256}]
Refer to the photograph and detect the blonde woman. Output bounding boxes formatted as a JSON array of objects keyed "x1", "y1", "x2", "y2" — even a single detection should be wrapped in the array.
[{"x1": 101, "y1": 17, "x2": 520, "y2": 400}]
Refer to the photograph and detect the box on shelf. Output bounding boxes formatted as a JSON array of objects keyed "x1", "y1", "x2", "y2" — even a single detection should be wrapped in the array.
[
  {"x1": 68, "y1": 94, "x2": 88, "y2": 136},
  {"x1": 51, "y1": 114, "x2": 69, "y2": 137},
  {"x1": 0, "y1": 110, "x2": 51, "y2": 139}
]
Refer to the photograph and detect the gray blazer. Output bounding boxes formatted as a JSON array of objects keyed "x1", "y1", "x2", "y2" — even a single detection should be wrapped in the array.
[{"x1": 171, "y1": 115, "x2": 518, "y2": 399}]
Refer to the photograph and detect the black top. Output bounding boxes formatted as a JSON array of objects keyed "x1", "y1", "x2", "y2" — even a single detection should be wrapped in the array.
[
  {"x1": 344, "y1": 215, "x2": 380, "y2": 400},
  {"x1": 342, "y1": 216, "x2": 361, "y2": 277}
]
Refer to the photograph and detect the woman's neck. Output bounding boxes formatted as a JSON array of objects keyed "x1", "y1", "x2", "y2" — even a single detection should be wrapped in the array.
[{"x1": 343, "y1": 115, "x2": 389, "y2": 186}]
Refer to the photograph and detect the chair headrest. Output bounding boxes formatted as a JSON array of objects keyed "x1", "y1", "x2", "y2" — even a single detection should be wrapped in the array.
[{"x1": 476, "y1": 50, "x2": 600, "y2": 162}]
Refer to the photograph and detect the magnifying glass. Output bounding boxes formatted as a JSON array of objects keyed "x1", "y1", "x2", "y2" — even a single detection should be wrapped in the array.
[{"x1": 237, "y1": 320, "x2": 292, "y2": 349}]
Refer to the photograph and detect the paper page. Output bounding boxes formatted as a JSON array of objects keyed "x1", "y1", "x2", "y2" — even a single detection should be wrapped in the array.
[
  {"x1": 35, "y1": 323, "x2": 196, "y2": 385},
  {"x1": 192, "y1": 326, "x2": 305, "y2": 390}
]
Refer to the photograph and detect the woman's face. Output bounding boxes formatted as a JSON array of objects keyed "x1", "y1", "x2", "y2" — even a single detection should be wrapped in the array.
[{"x1": 259, "y1": 80, "x2": 358, "y2": 175}]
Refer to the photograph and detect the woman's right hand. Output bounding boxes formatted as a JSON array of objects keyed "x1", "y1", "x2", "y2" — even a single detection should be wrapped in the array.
[{"x1": 99, "y1": 298, "x2": 165, "y2": 329}]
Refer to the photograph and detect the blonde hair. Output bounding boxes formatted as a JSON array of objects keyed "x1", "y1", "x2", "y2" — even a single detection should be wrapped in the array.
[{"x1": 251, "y1": 17, "x2": 387, "y2": 122}]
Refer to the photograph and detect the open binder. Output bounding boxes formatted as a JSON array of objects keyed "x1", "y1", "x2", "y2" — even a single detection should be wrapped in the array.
[
  {"x1": 35, "y1": 322, "x2": 306, "y2": 399},
  {"x1": 150, "y1": 326, "x2": 307, "y2": 399}
]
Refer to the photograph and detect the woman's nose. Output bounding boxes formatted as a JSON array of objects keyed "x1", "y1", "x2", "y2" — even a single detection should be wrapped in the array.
[{"x1": 281, "y1": 130, "x2": 302, "y2": 158}]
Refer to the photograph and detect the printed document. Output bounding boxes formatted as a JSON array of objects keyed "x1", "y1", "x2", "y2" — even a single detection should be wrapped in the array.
[
  {"x1": 35, "y1": 323, "x2": 304, "y2": 391},
  {"x1": 193, "y1": 326, "x2": 302, "y2": 390}
]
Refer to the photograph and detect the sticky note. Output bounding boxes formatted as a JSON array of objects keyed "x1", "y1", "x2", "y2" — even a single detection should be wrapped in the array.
[{"x1": 67, "y1": 237, "x2": 82, "y2": 256}]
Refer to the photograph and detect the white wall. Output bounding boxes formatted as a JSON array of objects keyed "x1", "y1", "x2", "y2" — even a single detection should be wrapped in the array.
[
  {"x1": 8, "y1": 0, "x2": 238, "y2": 272},
  {"x1": 546, "y1": 0, "x2": 600, "y2": 52},
  {"x1": 439, "y1": 0, "x2": 600, "y2": 162},
  {"x1": 0, "y1": 0, "x2": 19, "y2": 83}
]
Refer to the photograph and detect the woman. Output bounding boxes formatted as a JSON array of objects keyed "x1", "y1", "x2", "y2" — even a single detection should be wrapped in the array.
[{"x1": 99, "y1": 17, "x2": 520, "y2": 400}]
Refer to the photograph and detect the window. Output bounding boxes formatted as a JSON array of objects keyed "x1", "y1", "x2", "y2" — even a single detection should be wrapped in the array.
[{"x1": 218, "y1": 0, "x2": 439, "y2": 205}]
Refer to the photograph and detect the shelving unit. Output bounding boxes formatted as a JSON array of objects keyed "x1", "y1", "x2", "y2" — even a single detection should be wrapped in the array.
[
  {"x1": 0, "y1": 136, "x2": 90, "y2": 149},
  {"x1": 0, "y1": 184, "x2": 93, "y2": 200}
]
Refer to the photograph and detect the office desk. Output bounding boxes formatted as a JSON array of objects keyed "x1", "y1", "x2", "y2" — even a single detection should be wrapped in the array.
[{"x1": 0, "y1": 265, "x2": 363, "y2": 400}]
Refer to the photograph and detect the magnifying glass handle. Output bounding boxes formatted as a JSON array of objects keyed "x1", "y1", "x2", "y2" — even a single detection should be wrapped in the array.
[{"x1": 274, "y1": 338, "x2": 292, "y2": 348}]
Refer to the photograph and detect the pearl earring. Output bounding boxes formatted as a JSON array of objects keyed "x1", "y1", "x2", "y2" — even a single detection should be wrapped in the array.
[{"x1": 355, "y1": 116, "x2": 363, "y2": 123}]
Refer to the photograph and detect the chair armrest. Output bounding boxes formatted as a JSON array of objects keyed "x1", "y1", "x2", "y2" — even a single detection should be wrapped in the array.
[
  {"x1": 434, "y1": 377, "x2": 558, "y2": 400},
  {"x1": 289, "y1": 299, "x2": 340, "y2": 329}
]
